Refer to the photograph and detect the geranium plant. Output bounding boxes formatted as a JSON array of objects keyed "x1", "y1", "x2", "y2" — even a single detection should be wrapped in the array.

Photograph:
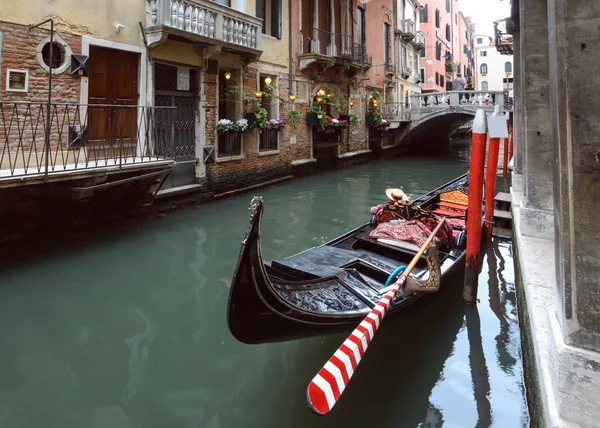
[
  {"x1": 265, "y1": 118, "x2": 285, "y2": 131},
  {"x1": 324, "y1": 118, "x2": 348, "y2": 128}
]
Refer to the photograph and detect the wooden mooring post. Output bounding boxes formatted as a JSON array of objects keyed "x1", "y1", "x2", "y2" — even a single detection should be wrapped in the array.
[
  {"x1": 484, "y1": 106, "x2": 502, "y2": 239},
  {"x1": 463, "y1": 109, "x2": 488, "y2": 304}
]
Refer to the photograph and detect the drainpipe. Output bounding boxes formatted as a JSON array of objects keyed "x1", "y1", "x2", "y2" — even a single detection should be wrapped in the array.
[{"x1": 288, "y1": 0, "x2": 293, "y2": 98}]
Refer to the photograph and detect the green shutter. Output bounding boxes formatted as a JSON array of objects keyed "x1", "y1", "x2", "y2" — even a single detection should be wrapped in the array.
[
  {"x1": 256, "y1": 0, "x2": 263, "y2": 19},
  {"x1": 271, "y1": 0, "x2": 282, "y2": 39}
]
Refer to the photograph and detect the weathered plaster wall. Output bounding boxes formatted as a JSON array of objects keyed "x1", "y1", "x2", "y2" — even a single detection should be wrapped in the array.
[{"x1": 0, "y1": 0, "x2": 145, "y2": 47}]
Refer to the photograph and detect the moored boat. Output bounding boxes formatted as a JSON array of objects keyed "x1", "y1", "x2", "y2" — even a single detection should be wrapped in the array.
[{"x1": 227, "y1": 173, "x2": 470, "y2": 344}]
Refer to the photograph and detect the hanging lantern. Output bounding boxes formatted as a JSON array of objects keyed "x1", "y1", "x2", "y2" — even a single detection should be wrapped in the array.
[
  {"x1": 349, "y1": 101, "x2": 354, "y2": 107},
  {"x1": 264, "y1": 76, "x2": 272, "y2": 85},
  {"x1": 256, "y1": 91, "x2": 263, "y2": 98},
  {"x1": 289, "y1": 94, "x2": 297, "y2": 102},
  {"x1": 224, "y1": 71, "x2": 231, "y2": 80},
  {"x1": 316, "y1": 96, "x2": 323, "y2": 103}
]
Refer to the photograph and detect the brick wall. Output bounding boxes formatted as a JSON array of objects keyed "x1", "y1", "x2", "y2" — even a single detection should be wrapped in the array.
[
  {"x1": 205, "y1": 66, "x2": 311, "y2": 194},
  {"x1": 0, "y1": 22, "x2": 81, "y2": 103},
  {"x1": 0, "y1": 22, "x2": 82, "y2": 170}
]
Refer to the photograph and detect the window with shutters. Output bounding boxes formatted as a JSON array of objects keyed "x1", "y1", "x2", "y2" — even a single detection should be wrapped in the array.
[
  {"x1": 446, "y1": 0, "x2": 450, "y2": 13},
  {"x1": 384, "y1": 23, "x2": 392, "y2": 66},
  {"x1": 505, "y1": 61, "x2": 512, "y2": 73},
  {"x1": 256, "y1": 0, "x2": 282, "y2": 39},
  {"x1": 480, "y1": 50, "x2": 487, "y2": 57},
  {"x1": 435, "y1": 42, "x2": 441, "y2": 61},
  {"x1": 481, "y1": 81, "x2": 489, "y2": 91},
  {"x1": 440, "y1": 75, "x2": 445, "y2": 88},
  {"x1": 480, "y1": 63, "x2": 488, "y2": 74},
  {"x1": 435, "y1": 9, "x2": 440, "y2": 28},
  {"x1": 420, "y1": 43, "x2": 426, "y2": 58},
  {"x1": 435, "y1": 72, "x2": 439, "y2": 86},
  {"x1": 421, "y1": 4, "x2": 428, "y2": 23},
  {"x1": 445, "y1": 24, "x2": 450, "y2": 41},
  {"x1": 420, "y1": 68, "x2": 425, "y2": 83},
  {"x1": 214, "y1": 0, "x2": 230, "y2": 5}
]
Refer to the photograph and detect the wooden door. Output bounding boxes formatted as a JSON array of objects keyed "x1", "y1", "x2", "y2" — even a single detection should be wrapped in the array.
[{"x1": 88, "y1": 46, "x2": 139, "y2": 159}]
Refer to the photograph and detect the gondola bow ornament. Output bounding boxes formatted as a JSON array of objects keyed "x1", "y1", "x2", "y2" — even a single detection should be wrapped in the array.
[{"x1": 306, "y1": 218, "x2": 447, "y2": 416}]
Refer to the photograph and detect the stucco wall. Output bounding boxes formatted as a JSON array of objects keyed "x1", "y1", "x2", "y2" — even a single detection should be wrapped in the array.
[
  {"x1": 474, "y1": 34, "x2": 513, "y2": 91},
  {"x1": 0, "y1": 0, "x2": 145, "y2": 47}
]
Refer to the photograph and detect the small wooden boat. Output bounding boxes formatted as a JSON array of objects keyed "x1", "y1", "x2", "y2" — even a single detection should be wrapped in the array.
[{"x1": 227, "y1": 174, "x2": 469, "y2": 344}]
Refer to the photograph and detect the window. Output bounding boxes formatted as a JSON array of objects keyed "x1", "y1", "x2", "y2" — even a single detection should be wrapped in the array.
[
  {"x1": 435, "y1": 9, "x2": 440, "y2": 28},
  {"x1": 357, "y1": 7, "x2": 366, "y2": 46},
  {"x1": 420, "y1": 44, "x2": 426, "y2": 58},
  {"x1": 440, "y1": 75, "x2": 445, "y2": 88},
  {"x1": 505, "y1": 61, "x2": 512, "y2": 73},
  {"x1": 445, "y1": 24, "x2": 451, "y2": 41},
  {"x1": 436, "y1": 72, "x2": 439, "y2": 86},
  {"x1": 256, "y1": 0, "x2": 282, "y2": 39},
  {"x1": 218, "y1": 69, "x2": 242, "y2": 157},
  {"x1": 481, "y1": 81, "x2": 489, "y2": 91},
  {"x1": 480, "y1": 50, "x2": 487, "y2": 57},
  {"x1": 402, "y1": 46, "x2": 407, "y2": 66},
  {"x1": 435, "y1": 42, "x2": 441, "y2": 60},
  {"x1": 420, "y1": 68, "x2": 425, "y2": 83},
  {"x1": 421, "y1": 4, "x2": 428, "y2": 23},
  {"x1": 477, "y1": 37, "x2": 483, "y2": 44},
  {"x1": 35, "y1": 35, "x2": 72, "y2": 74},
  {"x1": 384, "y1": 23, "x2": 392, "y2": 65},
  {"x1": 214, "y1": 0, "x2": 229, "y2": 4},
  {"x1": 446, "y1": 0, "x2": 450, "y2": 12},
  {"x1": 480, "y1": 63, "x2": 488, "y2": 74},
  {"x1": 259, "y1": 75, "x2": 279, "y2": 152}
]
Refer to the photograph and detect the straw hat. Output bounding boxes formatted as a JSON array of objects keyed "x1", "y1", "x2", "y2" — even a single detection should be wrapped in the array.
[{"x1": 385, "y1": 187, "x2": 410, "y2": 202}]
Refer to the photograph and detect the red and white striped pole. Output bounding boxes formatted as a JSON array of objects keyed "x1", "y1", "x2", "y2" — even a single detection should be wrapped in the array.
[
  {"x1": 503, "y1": 114, "x2": 509, "y2": 178},
  {"x1": 463, "y1": 108, "x2": 487, "y2": 304},
  {"x1": 483, "y1": 106, "x2": 502, "y2": 239}
]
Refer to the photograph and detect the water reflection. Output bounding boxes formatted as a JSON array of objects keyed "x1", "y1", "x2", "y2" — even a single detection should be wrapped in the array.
[{"x1": 0, "y1": 145, "x2": 528, "y2": 427}]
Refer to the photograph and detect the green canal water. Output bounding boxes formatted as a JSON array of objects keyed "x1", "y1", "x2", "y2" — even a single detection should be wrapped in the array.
[{"x1": 0, "y1": 139, "x2": 529, "y2": 427}]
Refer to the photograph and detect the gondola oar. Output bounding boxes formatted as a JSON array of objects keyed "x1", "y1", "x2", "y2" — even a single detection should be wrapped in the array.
[{"x1": 306, "y1": 218, "x2": 447, "y2": 415}]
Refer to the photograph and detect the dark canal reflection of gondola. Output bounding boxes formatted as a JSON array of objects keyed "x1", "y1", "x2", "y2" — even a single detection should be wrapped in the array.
[{"x1": 285, "y1": 270, "x2": 467, "y2": 427}]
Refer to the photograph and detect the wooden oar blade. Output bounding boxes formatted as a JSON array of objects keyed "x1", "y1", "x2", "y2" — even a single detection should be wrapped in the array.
[{"x1": 306, "y1": 282, "x2": 402, "y2": 415}]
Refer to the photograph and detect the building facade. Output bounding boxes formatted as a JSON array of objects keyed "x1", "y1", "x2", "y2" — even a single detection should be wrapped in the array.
[
  {"x1": 418, "y1": 0, "x2": 475, "y2": 93},
  {"x1": 474, "y1": 34, "x2": 513, "y2": 91},
  {"x1": 395, "y1": 0, "x2": 425, "y2": 104}
]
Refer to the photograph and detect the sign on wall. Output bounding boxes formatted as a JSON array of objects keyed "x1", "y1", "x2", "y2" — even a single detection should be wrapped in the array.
[
  {"x1": 177, "y1": 66, "x2": 190, "y2": 91},
  {"x1": 6, "y1": 69, "x2": 29, "y2": 93}
]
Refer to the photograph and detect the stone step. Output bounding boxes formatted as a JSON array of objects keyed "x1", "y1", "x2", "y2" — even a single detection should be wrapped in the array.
[
  {"x1": 495, "y1": 192, "x2": 511, "y2": 203},
  {"x1": 494, "y1": 209, "x2": 512, "y2": 221},
  {"x1": 492, "y1": 226, "x2": 513, "y2": 239}
]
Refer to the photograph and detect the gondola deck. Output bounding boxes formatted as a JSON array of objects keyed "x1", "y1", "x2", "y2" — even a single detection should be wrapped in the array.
[{"x1": 227, "y1": 173, "x2": 469, "y2": 344}]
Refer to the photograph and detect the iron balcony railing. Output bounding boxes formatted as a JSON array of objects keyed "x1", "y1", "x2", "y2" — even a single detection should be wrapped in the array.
[
  {"x1": 385, "y1": 62, "x2": 396, "y2": 74},
  {"x1": 381, "y1": 103, "x2": 411, "y2": 122},
  {"x1": 0, "y1": 102, "x2": 175, "y2": 179},
  {"x1": 302, "y1": 28, "x2": 371, "y2": 67}
]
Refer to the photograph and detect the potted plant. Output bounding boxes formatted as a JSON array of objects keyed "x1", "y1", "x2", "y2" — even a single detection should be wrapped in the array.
[
  {"x1": 216, "y1": 119, "x2": 238, "y2": 133},
  {"x1": 265, "y1": 118, "x2": 285, "y2": 131},
  {"x1": 286, "y1": 109, "x2": 301, "y2": 131},
  {"x1": 306, "y1": 105, "x2": 325, "y2": 128},
  {"x1": 324, "y1": 118, "x2": 348, "y2": 128}
]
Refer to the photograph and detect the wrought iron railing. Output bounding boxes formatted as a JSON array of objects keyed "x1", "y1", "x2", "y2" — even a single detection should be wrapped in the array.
[
  {"x1": 0, "y1": 102, "x2": 175, "y2": 179},
  {"x1": 218, "y1": 131, "x2": 242, "y2": 157},
  {"x1": 385, "y1": 63, "x2": 396, "y2": 74},
  {"x1": 302, "y1": 28, "x2": 371, "y2": 67},
  {"x1": 381, "y1": 103, "x2": 411, "y2": 122},
  {"x1": 259, "y1": 129, "x2": 279, "y2": 152},
  {"x1": 312, "y1": 127, "x2": 344, "y2": 147},
  {"x1": 494, "y1": 18, "x2": 513, "y2": 55}
]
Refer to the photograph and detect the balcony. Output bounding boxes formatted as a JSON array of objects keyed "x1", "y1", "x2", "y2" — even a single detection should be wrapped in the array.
[
  {"x1": 398, "y1": 19, "x2": 415, "y2": 41},
  {"x1": 299, "y1": 28, "x2": 371, "y2": 72},
  {"x1": 494, "y1": 18, "x2": 514, "y2": 55},
  {"x1": 385, "y1": 62, "x2": 396, "y2": 75},
  {"x1": 145, "y1": 0, "x2": 262, "y2": 61},
  {"x1": 412, "y1": 31, "x2": 425, "y2": 50},
  {"x1": 400, "y1": 65, "x2": 412, "y2": 79}
]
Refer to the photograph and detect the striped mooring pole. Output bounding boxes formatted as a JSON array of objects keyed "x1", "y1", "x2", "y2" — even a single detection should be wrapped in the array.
[{"x1": 463, "y1": 108, "x2": 488, "y2": 304}]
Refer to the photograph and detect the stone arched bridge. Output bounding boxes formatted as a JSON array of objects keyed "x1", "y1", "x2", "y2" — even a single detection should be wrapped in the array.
[{"x1": 382, "y1": 90, "x2": 508, "y2": 149}]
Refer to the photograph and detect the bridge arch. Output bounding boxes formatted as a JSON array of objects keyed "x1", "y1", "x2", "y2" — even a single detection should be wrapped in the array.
[{"x1": 400, "y1": 112, "x2": 475, "y2": 150}]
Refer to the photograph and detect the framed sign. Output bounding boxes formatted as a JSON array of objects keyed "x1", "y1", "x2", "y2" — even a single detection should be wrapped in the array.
[
  {"x1": 6, "y1": 69, "x2": 29, "y2": 93},
  {"x1": 177, "y1": 66, "x2": 190, "y2": 91}
]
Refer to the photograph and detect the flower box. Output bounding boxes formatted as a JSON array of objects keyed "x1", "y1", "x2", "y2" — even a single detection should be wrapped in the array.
[{"x1": 306, "y1": 112, "x2": 320, "y2": 126}]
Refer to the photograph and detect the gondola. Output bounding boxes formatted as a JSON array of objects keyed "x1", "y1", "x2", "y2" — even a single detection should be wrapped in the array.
[{"x1": 227, "y1": 173, "x2": 470, "y2": 344}]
